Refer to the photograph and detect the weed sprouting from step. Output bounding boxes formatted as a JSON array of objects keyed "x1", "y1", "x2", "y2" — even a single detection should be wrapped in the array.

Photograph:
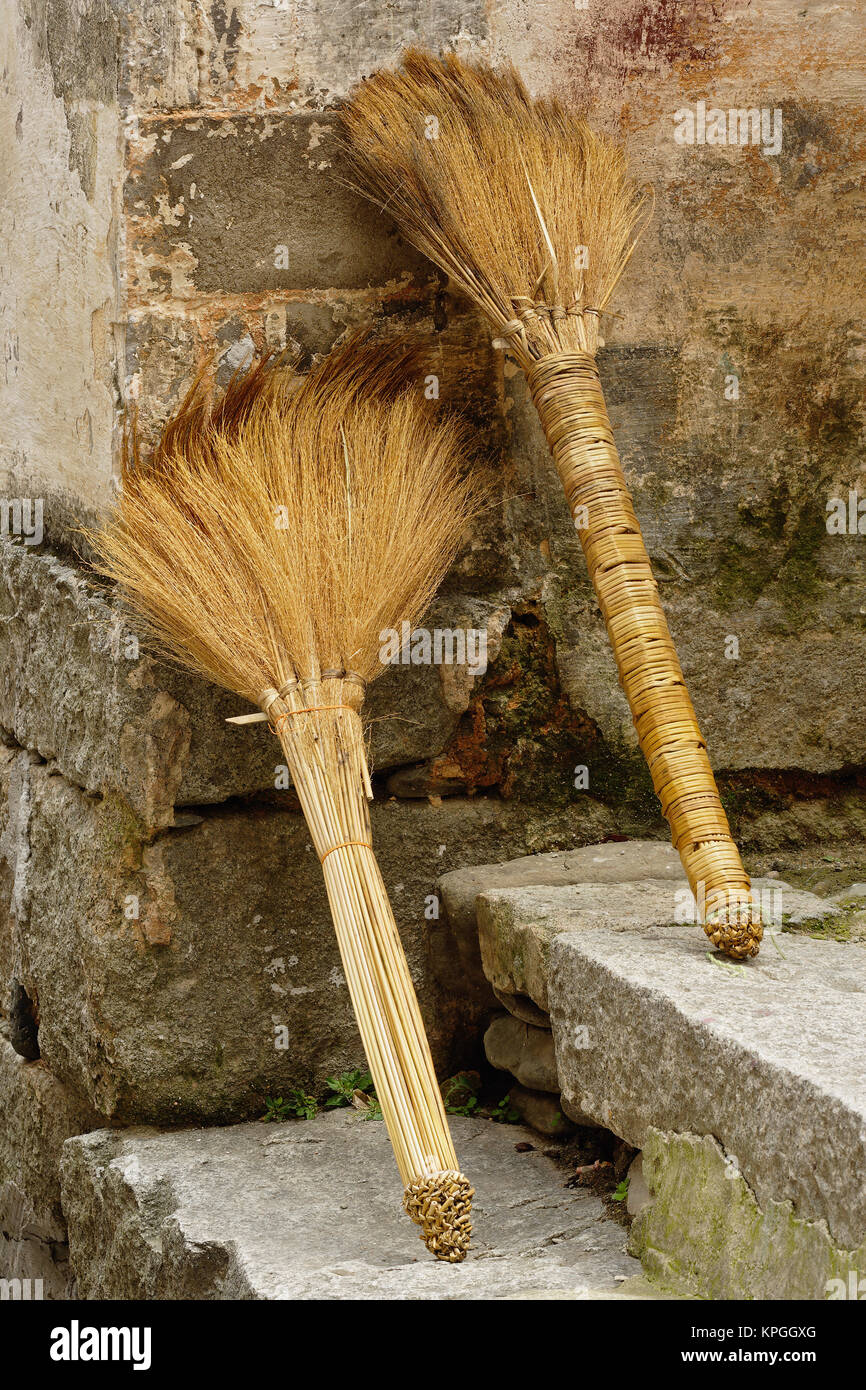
[
  {"x1": 443, "y1": 1072, "x2": 481, "y2": 1117},
  {"x1": 490, "y1": 1096, "x2": 521, "y2": 1125},
  {"x1": 263, "y1": 1090, "x2": 317, "y2": 1122},
  {"x1": 324, "y1": 1069, "x2": 374, "y2": 1109}
]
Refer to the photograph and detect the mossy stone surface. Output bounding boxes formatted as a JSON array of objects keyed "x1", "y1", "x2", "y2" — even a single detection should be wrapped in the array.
[{"x1": 632, "y1": 1129, "x2": 866, "y2": 1301}]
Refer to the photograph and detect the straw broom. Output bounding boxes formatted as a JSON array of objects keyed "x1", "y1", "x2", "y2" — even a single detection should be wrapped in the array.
[
  {"x1": 341, "y1": 50, "x2": 763, "y2": 960},
  {"x1": 93, "y1": 335, "x2": 479, "y2": 1259}
]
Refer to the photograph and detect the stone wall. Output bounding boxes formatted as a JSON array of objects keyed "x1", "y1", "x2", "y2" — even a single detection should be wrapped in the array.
[{"x1": 1, "y1": 0, "x2": 864, "y2": 1292}]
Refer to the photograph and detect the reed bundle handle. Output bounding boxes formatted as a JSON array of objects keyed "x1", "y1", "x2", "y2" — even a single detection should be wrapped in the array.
[
  {"x1": 267, "y1": 689, "x2": 473, "y2": 1259},
  {"x1": 526, "y1": 351, "x2": 762, "y2": 960}
]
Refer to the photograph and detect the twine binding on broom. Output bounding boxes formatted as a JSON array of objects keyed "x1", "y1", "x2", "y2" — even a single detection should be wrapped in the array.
[{"x1": 319, "y1": 840, "x2": 376, "y2": 865}]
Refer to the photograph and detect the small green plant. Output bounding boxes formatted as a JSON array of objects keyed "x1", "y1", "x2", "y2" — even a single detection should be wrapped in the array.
[
  {"x1": 262, "y1": 1088, "x2": 317, "y2": 1122},
  {"x1": 612, "y1": 1178, "x2": 630, "y2": 1203},
  {"x1": 489, "y1": 1096, "x2": 520, "y2": 1124},
  {"x1": 447, "y1": 1094, "x2": 479, "y2": 1117},
  {"x1": 443, "y1": 1072, "x2": 481, "y2": 1117},
  {"x1": 361, "y1": 1095, "x2": 383, "y2": 1122},
  {"x1": 324, "y1": 1069, "x2": 374, "y2": 1109},
  {"x1": 262, "y1": 1096, "x2": 293, "y2": 1123}
]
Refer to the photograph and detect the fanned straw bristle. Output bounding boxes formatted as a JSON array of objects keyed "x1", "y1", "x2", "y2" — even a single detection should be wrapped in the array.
[
  {"x1": 92, "y1": 333, "x2": 482, "y2": 1258},
  {"x1": 340, "y1": 48, "x2": 649, "y2": 363},
  {"x1": 95, "y1": 332, "x2": 479, "y2": 707}
]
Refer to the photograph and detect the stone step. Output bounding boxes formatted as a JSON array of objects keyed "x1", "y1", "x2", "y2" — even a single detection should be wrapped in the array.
[
  {"x1": 476, "y1": 874, "x2": 838, "y2": 1013},
  {"x1": 60, "y1": 1111, "x2": 641, "y2": 1300},
  {"x1": 0, "y1": 1036, "x2": 100, "y2": 1298},
  {"x1": 549, "y1": 920, "x2": 866, "y2": 1241},
  {"x1": 467, "y1": 862, "x2": 866, "y2": 1297},
  {"x1": 439, "y1": 841, "x2": 683, "y2": 998},
  {"x1": 438, "y1": 840, "x2": 687, "y2": 1022}
]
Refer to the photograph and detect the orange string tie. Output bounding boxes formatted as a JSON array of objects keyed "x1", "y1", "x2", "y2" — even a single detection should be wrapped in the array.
[
  {"x1": 320, "y1": 840, "x2": 376, "y2": 866},
  {"x1": 269, "y1": 704, "x2": 356, "y2": 734}
]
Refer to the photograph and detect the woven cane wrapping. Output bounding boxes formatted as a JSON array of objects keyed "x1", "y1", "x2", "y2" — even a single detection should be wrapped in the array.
[
  {"x1": 404, "y1": 1170, "x2": 474, "y2": 1262},
  {"x1": 526, "y1": 351, "x2": 762, "y2": 959}
]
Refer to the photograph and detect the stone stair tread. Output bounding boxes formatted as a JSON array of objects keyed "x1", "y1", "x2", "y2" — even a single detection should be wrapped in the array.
[
  {"x1": 549, "y1": 921, "x2": 866, "y2": 1250},
  {"x1": 475, "y1": 876, "x2": 840, "y2": 1012},
  {"x1": 60, "y1": 1111, "x2": 643, "y2": 1300},
  {"x1": 439, "y1": 841, "x2": 683, "y2": 951}
]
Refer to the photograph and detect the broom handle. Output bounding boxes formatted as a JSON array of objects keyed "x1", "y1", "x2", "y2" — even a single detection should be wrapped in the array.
[
  {"x1": 525, "y1": 350, "x2": 762, "y2": 960},
  {"x1": 321, "y1": 847, "x2": 473, "y2": 1261},
  {"x1": 320, "y1": 843, "x2": 456, "y2": 1175},
  {"x1": 273, "y1": 704, "x2": 472, "y2": 1259}
]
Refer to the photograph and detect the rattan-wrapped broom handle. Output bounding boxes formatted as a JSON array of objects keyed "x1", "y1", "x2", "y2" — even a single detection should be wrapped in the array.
[{"x1": 526, "y1": 351, "x2": 762, "y2": 959}]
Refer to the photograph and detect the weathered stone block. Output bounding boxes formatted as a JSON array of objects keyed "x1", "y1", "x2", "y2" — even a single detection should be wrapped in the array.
[
  {"x1": 0, "y1": 748, "x2": 603, "y2": 1124},
  {"x1": 0, "y1": 541, "x2": 512, "y2": 825},
  {"x1": 440, "y1": 841, "x2": 679, "y2": 1015},
  {"x1": 0, "y1": 1035, "x2": 100, "y2": 1297},
  {"x1": 483, "y1": 1012, "x2": 559, "y2": 1093},
  {"x1": 0, "y1": 542, "x2": 279, "y2": 825},
  {"x1": 631, "y1": 1129, "x2": 866, "y2": 1301},
  {"x1": 477, "y1": 872, "x2": 833, "y2": 1012},
  {"x1": 0, "y1": 1, "x2": 121, "y2": 520},
  {"x1": 477, "y1": 880, "x2": 676, "y2": 1013},
  {"x1": 61, "y1": 1110, "x2": 638, "y2": 1299},
  {"x1": 121, "y1": 0, "x2": 489, "y2": 114},
  {"x1": 548, "y1": 923, "x2": 866, "y2": 1250},
  {"x1": 506, "y1": 1084, "x2": 576, "y2": 1139},
  {"x1": 0, "y1": 757, "x2": 404, "y2": 1123},
  {"x1": 125, "y1": 113, "x2": 432, "y2": 300},
  {"x1": 625, "y1": 1152, "x2": 651, "y2": 1219}
]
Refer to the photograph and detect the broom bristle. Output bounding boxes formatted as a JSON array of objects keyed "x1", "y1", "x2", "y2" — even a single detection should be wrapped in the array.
[
  {"x1": 94, "y1": 332, "x2": 480, "y2": 708},
  {"x1": 340, "y1": 49, "x2": 648, "y2": 360}
]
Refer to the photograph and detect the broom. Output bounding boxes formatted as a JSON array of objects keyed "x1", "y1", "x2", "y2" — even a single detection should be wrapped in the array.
[
  {"x1": 341, "y1": 50, "x2": 763, "y2": 960},
  {"x1": 92, "y1": 334, "x2": 479, "y2": 1259}
]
